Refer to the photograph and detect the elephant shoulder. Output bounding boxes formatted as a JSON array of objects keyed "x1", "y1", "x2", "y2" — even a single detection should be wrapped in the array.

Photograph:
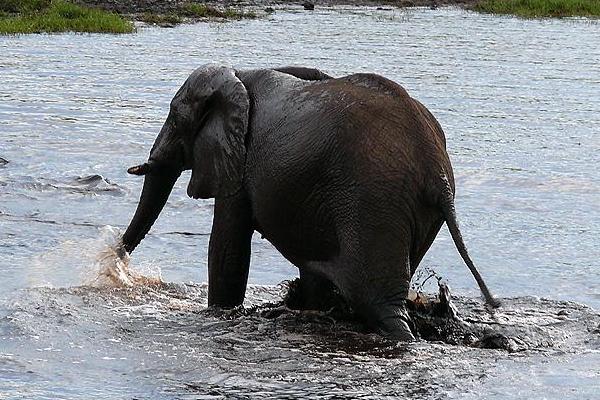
[
  {"x1": 339, "y1": 73, "x2": 411, "y2": 99},
  {"x1": 236, "y1": 69, "x2": 310, "y2": 96}
]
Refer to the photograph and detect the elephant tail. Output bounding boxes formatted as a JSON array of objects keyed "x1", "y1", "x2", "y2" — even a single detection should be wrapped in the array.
[{"x1": 439, "y1": 179, "x2": 501, "y2": 308}]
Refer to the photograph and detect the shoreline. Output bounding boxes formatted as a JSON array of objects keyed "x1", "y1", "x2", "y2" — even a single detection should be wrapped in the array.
[
  {"x1": 1, "y1": 0, "x2": 598, "y2": 35},
  {"x1": 76, "y1": 0, "x2": 482, "y2": 15},
  {"x1": 2, "y1": 0, "x2": 480, "y2": 34}
]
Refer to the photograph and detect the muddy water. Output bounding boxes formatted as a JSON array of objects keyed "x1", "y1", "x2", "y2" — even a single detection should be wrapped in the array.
[{"x1": 1, "y1": 6, "x2": 599, "y2": 399}]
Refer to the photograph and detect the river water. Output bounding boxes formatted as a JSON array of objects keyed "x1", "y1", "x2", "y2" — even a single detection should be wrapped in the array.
[{"x1": 1, "y1": 6, "x2": 599, "y2": 399}]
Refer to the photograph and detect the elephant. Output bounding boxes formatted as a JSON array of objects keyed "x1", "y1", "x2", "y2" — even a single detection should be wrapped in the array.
[{"x1": 120, "y1": 64, "x2": 499, "y2": 341}]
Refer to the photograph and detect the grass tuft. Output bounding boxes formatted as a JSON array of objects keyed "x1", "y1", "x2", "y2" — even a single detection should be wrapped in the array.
[
  {"x1": 0, "y1": 0, "x2": 134, "y2": 34},
  {"x1": 473, "y1": 0, "x2": 600, "y2": 18}
]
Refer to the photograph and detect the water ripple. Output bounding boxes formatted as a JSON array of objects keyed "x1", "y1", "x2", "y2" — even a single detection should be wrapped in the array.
[{"x1": 1, "y1": 6, "x2": 599, "y2": 399}]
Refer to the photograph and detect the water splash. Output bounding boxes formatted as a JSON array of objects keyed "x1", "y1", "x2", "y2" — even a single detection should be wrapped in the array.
[
  {"x1": 26, "y1": 226, "x2": 162, "y2": 289},
  {"x1": 86, "y1": 226, "x2": 163, "y2": 288},
  {"x1": 4, "y1": 282, "x2": 598, "y2": 399}
]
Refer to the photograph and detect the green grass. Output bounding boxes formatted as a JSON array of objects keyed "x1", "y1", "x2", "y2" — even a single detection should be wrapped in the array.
[
  {"x1": 473, "y1": 0, "x2": 600, "y2": 18},
  {"x1": 0, "y1": 0, "x2": 50, "y2": 13},
  {"x1": 181, "y1": 2, "x2": 257, "y2": 20},
  {"x1": 0, "y1": 0, "x2": 134, "y2": 34},
  {"x1": 0, "y1": 0, "x2": 258, "y2": 34},
  {"x1": 134, "y1": 3, "x2": 257, "y2": 26}
]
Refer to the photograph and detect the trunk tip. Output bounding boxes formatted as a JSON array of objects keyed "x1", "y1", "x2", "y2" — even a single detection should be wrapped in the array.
[{"x1": 116, "y1": 242, "x2": 128, "y2": 259}]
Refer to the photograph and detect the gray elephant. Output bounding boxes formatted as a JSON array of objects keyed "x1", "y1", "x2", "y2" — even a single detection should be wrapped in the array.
[{"x1": 120, "y1": 65, "x2": 498, "y2": 341}]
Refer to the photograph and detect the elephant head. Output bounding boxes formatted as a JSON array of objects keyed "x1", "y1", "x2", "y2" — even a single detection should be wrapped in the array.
[{"x1": 121, "y1": 65, "x2": 249, "y2": 254}]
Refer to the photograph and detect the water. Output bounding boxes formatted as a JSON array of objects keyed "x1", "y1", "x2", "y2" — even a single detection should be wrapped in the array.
[{"x1": 1, "y1": 6, "x2": 599, "y2": 399}]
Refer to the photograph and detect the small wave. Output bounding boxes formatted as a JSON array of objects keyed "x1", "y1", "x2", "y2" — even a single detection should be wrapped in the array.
[
  {"x1": 16, "y1": 175, "x2": 127, "y2": 196},
  {"x1": 64, "y1": 174, "x2": 127, "y2": 196},
  {"x1": 3, "y1": 282, "x2": 599, "y2": 399},
  {"x1": 458, "y1": 170, "x2": 599, "y2": 194}
]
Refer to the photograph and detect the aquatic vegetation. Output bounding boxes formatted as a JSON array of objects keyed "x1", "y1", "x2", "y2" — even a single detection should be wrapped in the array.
[
  {"x1": 473, "y1": 0, "x2": 600, "y2": 18},
  {"x1": 138, "y1": 12, "x2": 182, "y2": 26},
  {"x1": 181, "y1": 2, "x2": 258, "y2": 20},
  {"x1": 0, "y1": 0, "x2": 134, "y2": 34},
  {"x1": 138, "y1": 4, "x2": 257, "y2": 26}
]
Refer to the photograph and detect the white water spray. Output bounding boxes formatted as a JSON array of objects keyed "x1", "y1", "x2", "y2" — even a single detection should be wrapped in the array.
[
  {"x1": 88, "y1": 226, "x2": 163, "y2": 288},
  {"x1": 27, "y1": 226, "x2": 162, "y2": 289}
]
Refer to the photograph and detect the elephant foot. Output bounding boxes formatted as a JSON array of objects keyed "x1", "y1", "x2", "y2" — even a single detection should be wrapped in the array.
[{"x1": 376, "y1": 303, "x2": 417, "y2": 342}]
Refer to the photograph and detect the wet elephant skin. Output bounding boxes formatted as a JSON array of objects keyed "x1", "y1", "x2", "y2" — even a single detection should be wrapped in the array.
[{"x1": 121, "y1": 65, "x2": 499, "y2": 341}]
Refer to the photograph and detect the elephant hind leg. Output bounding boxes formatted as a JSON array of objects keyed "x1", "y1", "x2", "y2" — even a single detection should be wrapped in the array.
[
  {"x1": 332, "y1": 252, "x2": 417, "y2": 341},
  {"x1": 354, "y1": 297, "x2": 416, "y2": 341},
  {"x1": 410, "y1": 212, "x2": 444, "y2": 275}
]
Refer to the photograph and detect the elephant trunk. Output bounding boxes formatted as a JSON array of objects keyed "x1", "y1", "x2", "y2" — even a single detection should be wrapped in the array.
[{"x1": 121, "y1": 164, "x2": 180, "y2": 254}]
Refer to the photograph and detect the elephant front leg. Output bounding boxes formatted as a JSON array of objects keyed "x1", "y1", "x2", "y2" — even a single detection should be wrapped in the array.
[{"x1": 207, "y1": 192, "x2": 254, "y2": 308}]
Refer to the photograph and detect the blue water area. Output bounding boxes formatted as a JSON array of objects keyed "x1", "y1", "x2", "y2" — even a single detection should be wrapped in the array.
[{"x1": 1, "y1": 7, "x2": 599, "y2": 399}]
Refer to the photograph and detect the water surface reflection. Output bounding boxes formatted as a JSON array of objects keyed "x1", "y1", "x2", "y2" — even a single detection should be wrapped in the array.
[{"x1": 1, "y1": 6, "x2": 599, "y2": 399}]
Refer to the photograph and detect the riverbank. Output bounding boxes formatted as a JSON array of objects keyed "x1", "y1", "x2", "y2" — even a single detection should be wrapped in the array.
[
  {"x1": 69, "y1": 0, "x2": 600, "y2": 16},
  {"x1": 0, "y1": 0, "x2": 258, "y2": 34},
  {"x1": 0, "y1": 0, "x2": 133, "y2": 33},
  {"x1": 1, "y1": 0, "x2": 599, "y2": 35},
  {"x1": 474, "y1": 0, "x2": 600, "y2": 18},
  {"x1": 77, "y1": 0, "x2": 480, "y2": 13}
]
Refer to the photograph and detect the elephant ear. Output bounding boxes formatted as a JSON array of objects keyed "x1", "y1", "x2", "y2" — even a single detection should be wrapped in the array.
[{"x1": 187, "y1": 67, "x2": 249, "y2": 199}]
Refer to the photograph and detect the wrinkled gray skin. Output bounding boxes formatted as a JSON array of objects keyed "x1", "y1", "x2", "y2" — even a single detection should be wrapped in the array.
[{"x1": 121, "y1": 65, "x2": 499, "y2": 341}]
